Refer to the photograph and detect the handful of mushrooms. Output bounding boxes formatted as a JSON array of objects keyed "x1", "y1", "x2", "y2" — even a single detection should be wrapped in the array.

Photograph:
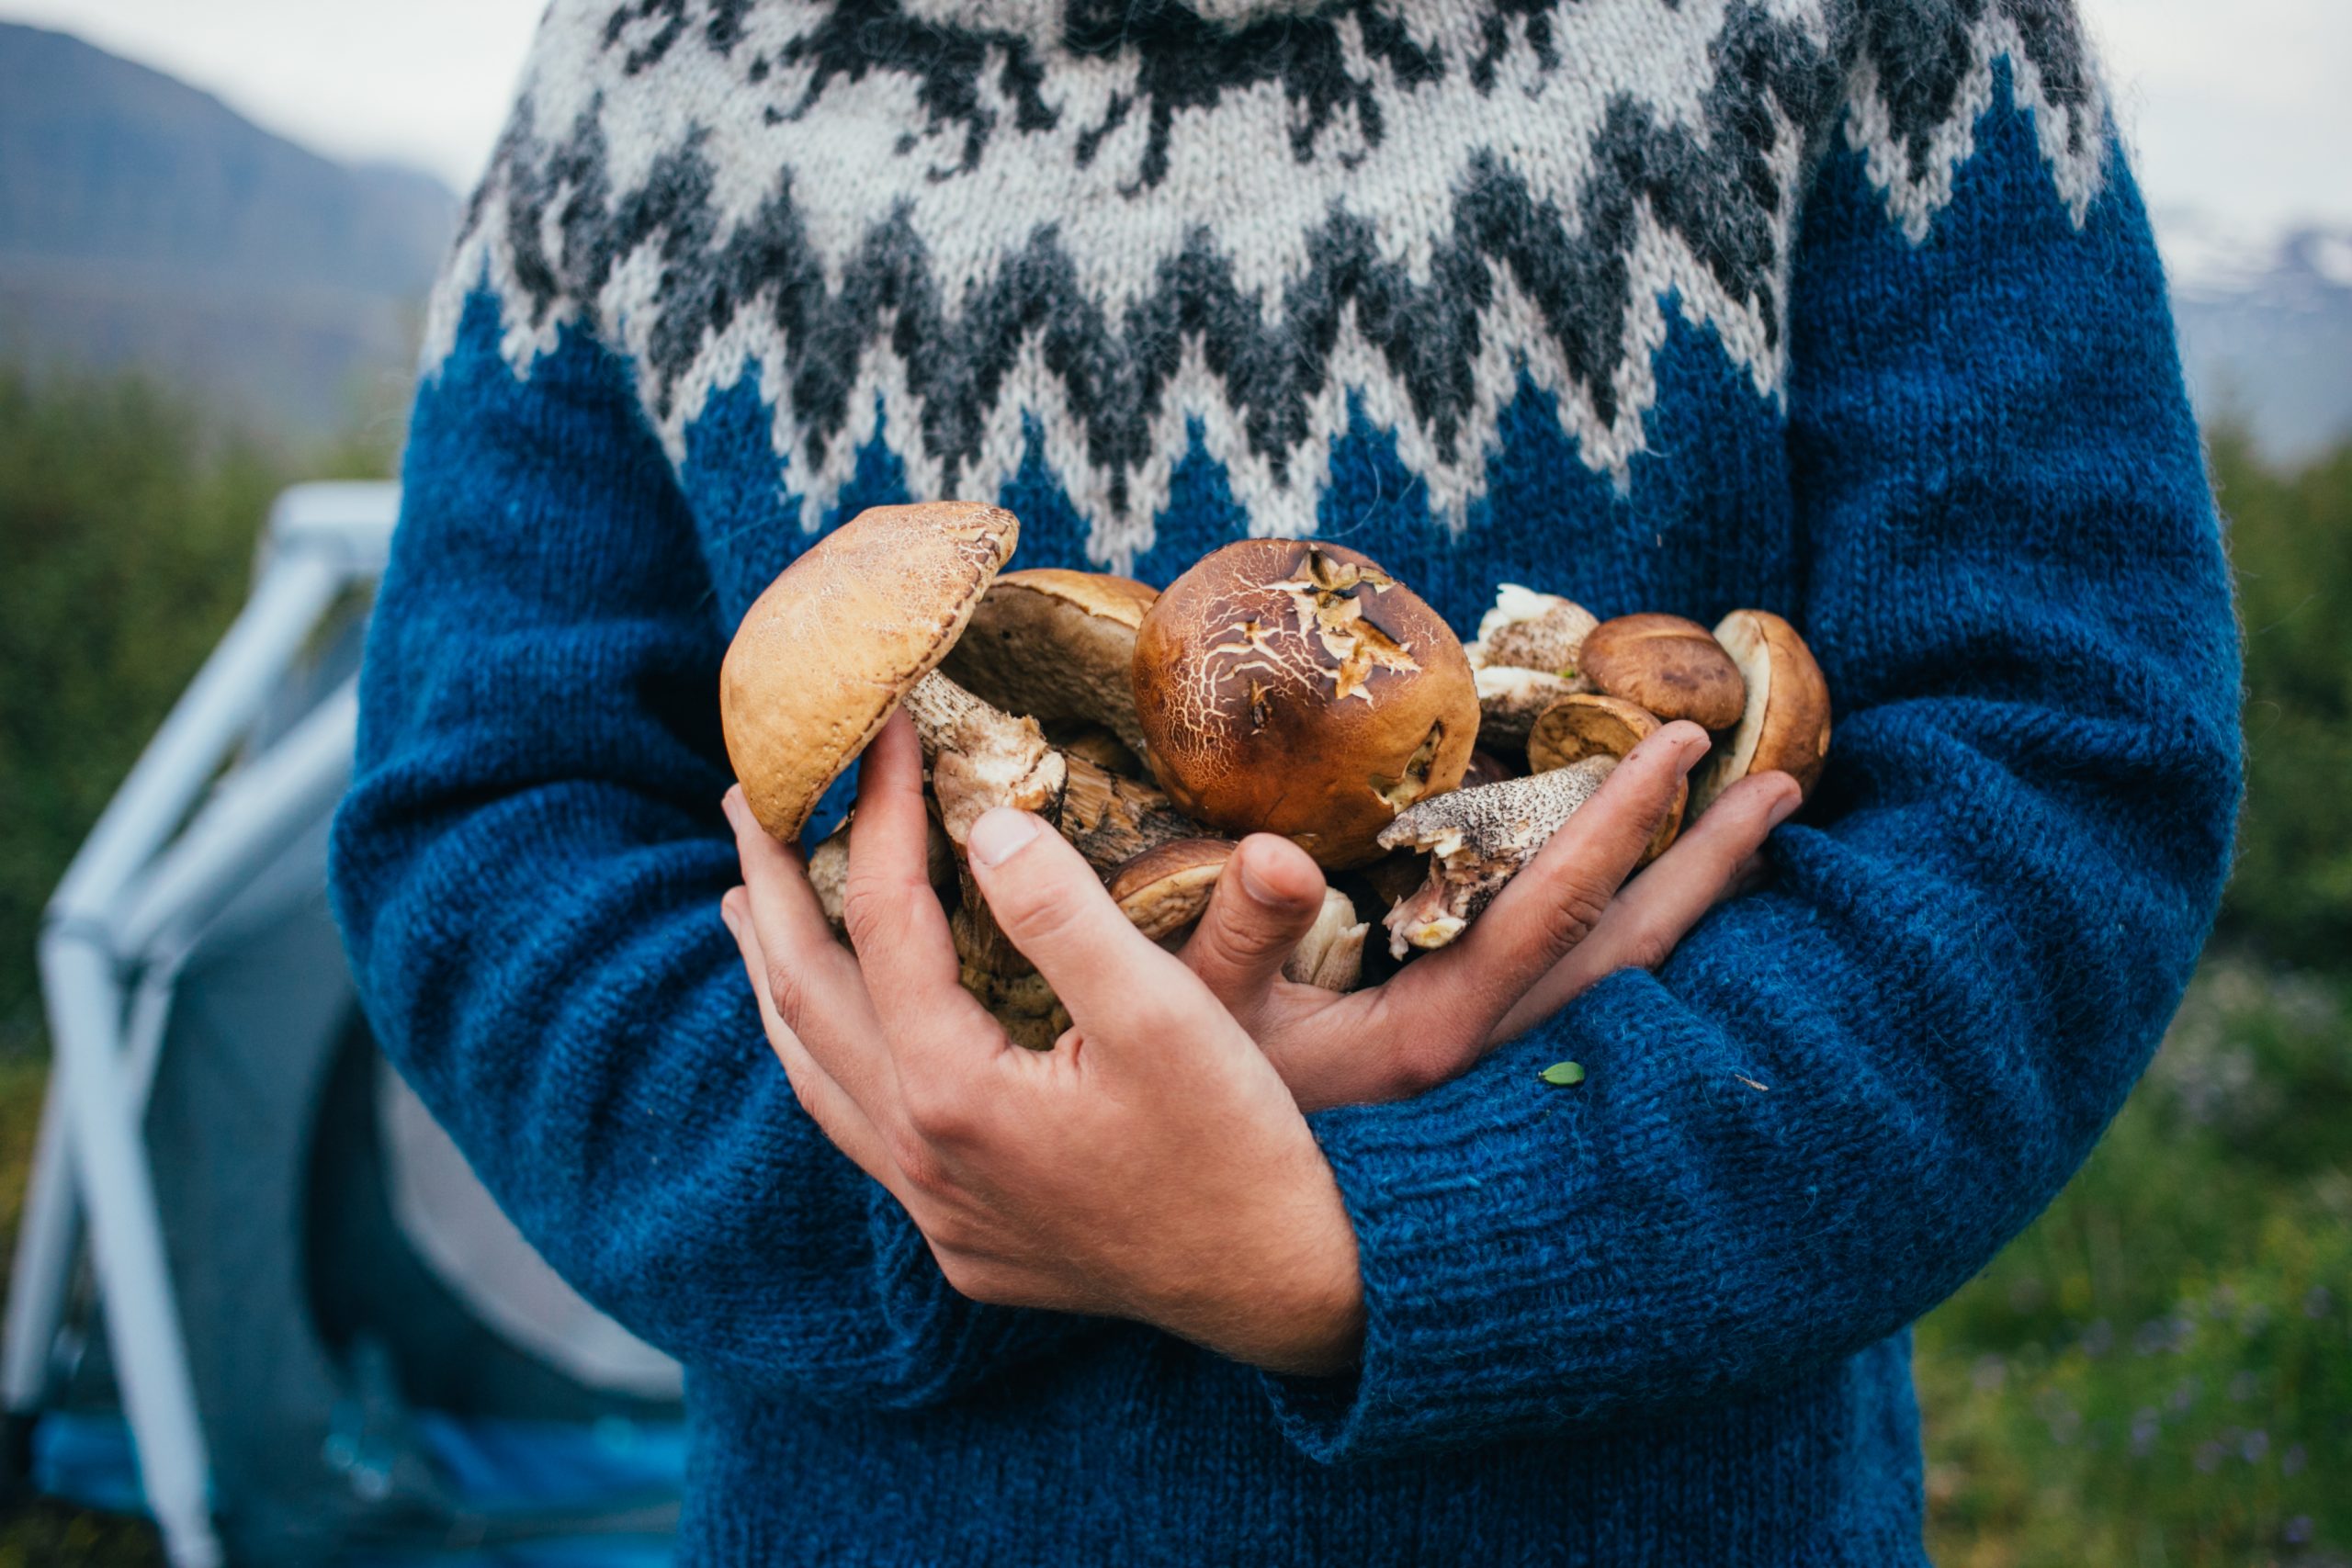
[{"x1": 719, "y1": 502, "x2": 1830, "y2": 1048}]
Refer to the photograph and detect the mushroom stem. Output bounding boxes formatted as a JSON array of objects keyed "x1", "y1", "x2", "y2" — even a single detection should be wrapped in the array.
[
  {"x1": 1374, "y1": 757, "x2": 1617, "y2": 958},
  {"x1": 907, "y1": 671, "x2": 1197, "y2": 870}
]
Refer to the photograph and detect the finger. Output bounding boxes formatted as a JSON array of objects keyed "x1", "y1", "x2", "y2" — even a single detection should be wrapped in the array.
[
  {"x1": 724, "y1": 784, "x2": 898, "y2": 1111},
  {"x1": 963, "y1": 807, "x2": 1206, "y2": 1051},
  {"x1": 1487, "y1": 771, "x2": 1802, "y2": 1043},
  {"x1": 841, "y1": 713, "x2": 999, "y2": 1068},
  {"x1": 720, "y1": 887, "x2": 907, "y2": 1198},
  {"x1": 1387, "y1": 722, "x2": 1711, "y2": 1046},
  {"x1": 1178, "y1": 835, "x2": 1329, "y2": 1029}
]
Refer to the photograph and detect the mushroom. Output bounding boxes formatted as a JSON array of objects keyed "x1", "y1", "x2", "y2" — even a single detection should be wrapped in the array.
[
  {"x1": 1578, "y1": 613, "x2": 1747, "y2": 731},
  {"x1": 1132, "y1": 540, "x2": 1479, "y2": 869},
  {"x1": 1374, "y1": 758, "x2": 1616, "y2": 958},
  {"x1": 1688, "y1": 609, "x2": 1833, "y2": 819},
  {"x1": 941, "y1": 569, "x2": 1159, "y2": 757},
  {"x1": 720, "y1": 501, "x2": 1194, "y2": 868},
  {"x1": 1474, "y1": 664, "x2": 1586, "y2": 750},
  {"x1": 720, "y1": 501, "x2": 1203, "y2": 1042},
  {"x1": 1466, "y1": 584, "x2": 1599, "y2": 676},
  {"x1": 1284, "y1": 887, "x2": 1370, "y2": 992},
  {"x1": 1106, "y1": 839, "x2": 1236, "y2": 942},
  {"x1": 1461, "y1": 747, "x2": 1523, "y2": 790},
  {"x1": 1526, "y1": 693, "x2": 1683, "y2": 863}
]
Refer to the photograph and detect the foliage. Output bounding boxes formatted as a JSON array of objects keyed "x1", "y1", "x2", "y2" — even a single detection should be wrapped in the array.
[
  {"x1": 1917, "y1": 959, "x2": 2352, "y2": 1565},
  {"x1": 2214, "y1": 428, "x2": 2352, "y2": 966},
  {"x1": 0, "y1": 365, "x2": 391, "y2": 1054}
]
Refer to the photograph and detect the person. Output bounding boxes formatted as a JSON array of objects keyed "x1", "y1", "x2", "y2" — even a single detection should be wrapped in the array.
[{"x1": 328, "y1": 0, "x2": 2241, "y2": 1560}]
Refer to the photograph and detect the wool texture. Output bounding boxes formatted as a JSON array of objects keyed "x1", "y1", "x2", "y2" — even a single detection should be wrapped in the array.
[{"x1": 329, "y1": 0, "x2": 2243, "y2": 1561}]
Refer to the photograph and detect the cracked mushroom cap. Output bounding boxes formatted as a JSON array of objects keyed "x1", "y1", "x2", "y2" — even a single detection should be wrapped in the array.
[
  {"x1": 941, "y1": 569, "x2": 1159, "y2": 755},
  {"x1": 1689, "y1": 608, "x2": 1833, "y2": 818},
  {"x1": 720, "y1": 501, "x2": 1018, "y2": 841},
  {"x1": 1579, "y1": 613, "x2": 1747, "y2": 730},
  {"x1": 1132, "y1": 541, "x2": 1479, "y2": 869}
]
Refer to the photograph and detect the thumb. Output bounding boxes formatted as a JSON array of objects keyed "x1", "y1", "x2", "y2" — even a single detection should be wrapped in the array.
[
  {"x1": 1178, "y1": 835, "x2": 1328, "y2": 1030},
  {"x1": 964, "y1": 807, "x2": 1193, "y2": 1037}
]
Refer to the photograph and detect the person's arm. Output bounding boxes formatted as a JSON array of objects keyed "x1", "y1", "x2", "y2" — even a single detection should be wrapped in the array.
[
  {"x1": 329, "y1": 290, "x2": 1088, "y2": 1406},
  {"x1": 1258, "y1": 63, "x2": 2242, "y2": 1458}
]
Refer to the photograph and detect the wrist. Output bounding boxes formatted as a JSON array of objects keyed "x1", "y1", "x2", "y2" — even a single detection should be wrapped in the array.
[{"x1": 1160, "y1": 1156, "x2": 1364, "y2": 1377}]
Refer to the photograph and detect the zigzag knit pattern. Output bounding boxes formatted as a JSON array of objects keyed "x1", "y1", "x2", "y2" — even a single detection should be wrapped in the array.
[
  {"x1": 332, "y1": 0, "x2": 2243, "y2": 1562},
  {"x1": 433, "y1": 0, "x2": 2105, "y2": 553}
]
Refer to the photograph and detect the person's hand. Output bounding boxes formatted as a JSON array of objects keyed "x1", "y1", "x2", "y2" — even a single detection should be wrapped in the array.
[
  {"x1": 1171, "y1": 733, "x2": 1801, "y2": 1111},
  {"x1": 718, "y1": 715, "x2": 1363, "y2": 1376}
]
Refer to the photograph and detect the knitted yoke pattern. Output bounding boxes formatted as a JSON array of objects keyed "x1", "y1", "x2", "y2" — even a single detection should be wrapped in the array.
[{"x1": 329, "y1": 0, "x2": 2242, "y2": 1561}]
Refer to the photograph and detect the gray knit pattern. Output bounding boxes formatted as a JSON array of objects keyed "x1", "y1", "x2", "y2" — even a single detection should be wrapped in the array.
[{"x1": 428, "y1": 0, "x2": 2106, "y2": 553}]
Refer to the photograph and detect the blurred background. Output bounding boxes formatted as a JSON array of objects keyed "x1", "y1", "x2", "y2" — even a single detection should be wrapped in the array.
[{"x1": 0, "y1": 1, "x2": 2346, "y2": 1562}]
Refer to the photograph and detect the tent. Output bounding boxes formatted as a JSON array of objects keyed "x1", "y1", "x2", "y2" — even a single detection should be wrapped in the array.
[{"x1": 3, "y1": 484, "x2": 686, "y2": 1566}]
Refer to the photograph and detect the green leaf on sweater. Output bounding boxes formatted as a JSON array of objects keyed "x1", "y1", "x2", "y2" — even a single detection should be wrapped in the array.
[{"x1": 1538, "y1": 1061, "x2": 1586, "y2": 1087}]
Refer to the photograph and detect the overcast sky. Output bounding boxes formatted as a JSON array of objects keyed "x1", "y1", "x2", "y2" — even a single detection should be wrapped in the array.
[{"x1": 3, "y1": 0, "x2": 2345, "y2": 239}]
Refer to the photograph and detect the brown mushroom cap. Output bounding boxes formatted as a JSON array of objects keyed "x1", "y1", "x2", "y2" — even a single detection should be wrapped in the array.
[
  {"x1": 940, "y1": 569, "x2": 1159, "y2": 754},
  {"x1": 1105, "y1": 838, "x2": 1235, "y2": 942},
  {"x1": 1525, "y1": 693, "x2": 1683, "y2": 863},
  {"x1": 1469, "y1": 585, "x2": 1599, "y2": 675},
  {"x1": 1689, "y1": 609, "x2": 1833, "y2": 818},
  {"x1": 720, "y1": 501, "x2": 1018, "y2": 841},
  {"x1": 1579, "y1": 613, "x2": 1747, "y2": 730},
  {"x1": 1132, "y1": 540, "x2": 1479, "y2": 868}
]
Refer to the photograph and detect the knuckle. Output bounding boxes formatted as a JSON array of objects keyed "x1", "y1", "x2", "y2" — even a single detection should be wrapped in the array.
[
  {"x1": 899, "y1": 1075, "x2": 979, "y2": 1146},
  {"x1": 884, "y1": 1123, "x2": 948, "y2": 1195},
  {"x1": 839, "y1": 870, "x2": 902, "y2": 953},
  {"x1": 763, "y1": 956, "x2": 811, "y2": 1032},
  {"x1": 1538, "y1": 875, "x2": 1615, "y2": 953}
]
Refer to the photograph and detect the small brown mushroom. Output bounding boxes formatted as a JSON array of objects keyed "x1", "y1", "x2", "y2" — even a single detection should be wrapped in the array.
[
  {"x1": 1467, "y1": 584, "x2": 1600, "y2": 675},
  {"x1": 1133, "y1": 540, "x2": 1479, "y2": 868},
  {"x1": 1579, "y1": 613, "x2": 1747, "y2": 730},
  {"x1": 1473, "y1": 664, "x2": 1587, "y2": 750},
  {"x1": 941, "y1": 569, "x2": 1159, "y2": 756},
  {"x1": 1689, "y1": 609, "x2": 1833, "y2": 819},
  {"x1": 1374, "y1": 758, "x2": 1617, "y2": 957},
  {"x1": 1526, "y1": 694, "x2": 1682, "y2": 863},
  {"x1": 1106, "y1": 839, "x2": 1236, "y2": 942}
]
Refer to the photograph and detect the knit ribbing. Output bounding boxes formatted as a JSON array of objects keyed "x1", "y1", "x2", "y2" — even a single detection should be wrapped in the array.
[{"x1": 330, "y1": 1, "x2": 2239, "y2": 1561}]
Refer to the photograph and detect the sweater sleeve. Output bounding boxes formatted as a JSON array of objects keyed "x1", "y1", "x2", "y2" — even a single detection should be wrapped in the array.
[
  {"x1": 328, "y1": 292, "x2": 1085, "y2": 1406},
  {"x1": 1261, "y1": 76, "x2": 2241, "y2": 1457}
]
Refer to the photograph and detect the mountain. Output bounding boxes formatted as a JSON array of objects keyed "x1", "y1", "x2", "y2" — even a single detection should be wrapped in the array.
[
  {"x1": 2156, "y1": 212, "x2": 2352, "y2": 468},
  {"x1": 0, "y1": 21, "x2": 458, "y2": 440}
]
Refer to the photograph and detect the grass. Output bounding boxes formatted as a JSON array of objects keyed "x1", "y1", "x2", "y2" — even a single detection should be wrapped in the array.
[{"x1": 0, "y1": 957, "x2": 2344, "y2": 1562}]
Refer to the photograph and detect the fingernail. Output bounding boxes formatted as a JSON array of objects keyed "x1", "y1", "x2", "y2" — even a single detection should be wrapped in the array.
[
  {"x1": 1238, "y1": 850, "x2": 1282, "y2": 906},
  {"x1": 1766, "y1": 783, "x2": 1803, "y2": 828},
  {"x1": 718, "y1": 899, "x2": 741, "y2": 937},
  {"x1": 721, "y1": 787, "x2": 746, "y2": 829},
  {"x1": 968, "y1": 808, "x2": 1043, "y2": 868}
]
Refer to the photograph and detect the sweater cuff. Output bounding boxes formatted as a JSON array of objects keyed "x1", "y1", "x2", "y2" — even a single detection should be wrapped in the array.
[{"x1": 1260, "y1": 987, "x2": 1643, "y2": 1463}]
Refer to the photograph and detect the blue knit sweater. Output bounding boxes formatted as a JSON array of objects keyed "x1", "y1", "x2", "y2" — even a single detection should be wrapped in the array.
[{"x1": 329, "y1": 0, "x2": 2241, "y2": 1560}]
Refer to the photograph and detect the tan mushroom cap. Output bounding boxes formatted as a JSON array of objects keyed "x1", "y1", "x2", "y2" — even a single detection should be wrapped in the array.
[
  {"x1": 720, "y1": 501, "x2": 1018, "y2": 841},
  {"x1": 1689, "y1": 608, "x2": 1833, "y2": 818},
  {"x1": 1579, "y1": 613, "x2": 1747, "y2": 730},
  {"x1": 1526, "y1": 693, "x2": 1682, "y2": 863},
  {"x1": 940, "y1": 569, "x2": 1159, "y2": 755}
]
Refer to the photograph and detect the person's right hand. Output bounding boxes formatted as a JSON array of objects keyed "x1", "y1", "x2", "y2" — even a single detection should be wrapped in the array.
[{"x1": 1176, "y1": 732, "x2": 1801, "y2": 1112}]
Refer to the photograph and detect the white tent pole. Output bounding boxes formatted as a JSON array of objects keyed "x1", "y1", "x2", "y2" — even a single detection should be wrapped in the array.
[
  {"x1": 1, "y1": 1075, "x2": 79, "y2": 1412},
  {"x1": 111, "y1": 683, "x2": 359, "y2": 961},
  {"x1": 41, "y1": 934, "x2": 223, "y2": 1568}
]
